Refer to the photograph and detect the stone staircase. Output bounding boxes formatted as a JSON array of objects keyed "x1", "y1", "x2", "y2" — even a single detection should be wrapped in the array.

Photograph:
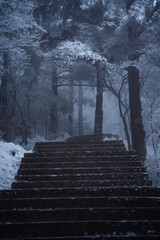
[{"x1": 0, "y1": 140, "x2": 160, "y2": 239}]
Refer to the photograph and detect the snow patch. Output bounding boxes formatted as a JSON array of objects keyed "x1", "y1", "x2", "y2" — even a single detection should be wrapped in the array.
[
  {"x1": 154, "y1": 0, "x2": 157, "y2": 6},
  {"x1": 145, "y1": 145, "x2": 160, "y2": 188},
  {"x1": 123, "y1": 140, "x2": 129, "y2": 150},
  {"x1": 103, "y1": 136, "x2": 118, "y2": 141},
  {"x1": 54, "y1": 40, "x2": 107, "y2": 67},
  {"x1": 0, "y1": 141, "x2": 29, "y2": 190},
  {"x1": 80, "y1": 4, "x2": 90, "y2": 10}
]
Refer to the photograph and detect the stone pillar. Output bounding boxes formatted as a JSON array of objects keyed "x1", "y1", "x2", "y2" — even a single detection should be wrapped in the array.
[
  {"x1": 51, "y1": 66, "x2": 58, "y2": 136},
  {"x1": 126, "y1": 66, "x2": 146, "y2": 160},
  {"x1": 68, "y1": 78, "x2": 74, "y2": 136},
  {"x1": 78, "y1": 80, "x2": 83, "y2": 136},
  {"x1": 94, "y1": 62, "x2": 104, "y2": 140}
]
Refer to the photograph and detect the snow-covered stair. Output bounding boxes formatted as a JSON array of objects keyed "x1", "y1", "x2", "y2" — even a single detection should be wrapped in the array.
[{"x1": 0, "y1": 140, "x2": 160, "y2": 239}]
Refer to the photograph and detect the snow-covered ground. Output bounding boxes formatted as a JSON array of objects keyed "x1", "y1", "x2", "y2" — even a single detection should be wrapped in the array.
[
  {"x1": 146, "y1": 146, "x2": 160, "y2": 188},
  {"x1": 0, "y1": 141, "x2": 29, "y2": 190},
  {"x1": 0, "y1": 134, "x2": 70, "y2": 190}
]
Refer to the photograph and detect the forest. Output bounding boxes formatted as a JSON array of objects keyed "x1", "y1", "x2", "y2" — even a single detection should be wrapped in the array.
[{"x1": 0, "y1": 0, "x2": 160, "y2": 169}]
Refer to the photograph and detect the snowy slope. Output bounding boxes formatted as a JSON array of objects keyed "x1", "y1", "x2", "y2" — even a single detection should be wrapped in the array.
[
  {"x1": 0, "y1": 141, "x2": 28, "y2": 190},
  {"x1": 146, "y1": 146, "x2": 160, "y2": 187},
  {"x1": 0, "y1": 134, "x2": 70, "y2": 190}
]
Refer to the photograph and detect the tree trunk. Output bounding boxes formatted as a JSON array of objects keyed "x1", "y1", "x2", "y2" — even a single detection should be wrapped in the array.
[
  {"x1": 24, "y1": 126, "x2": 28, "y2": 145},
  {"x1": 45, "y1": 120, "x2": 48, "y2": 140},
  {"x1": 0, "y1": 52, "x2": 9, "y2": 141},
  {"x1": 94, "y1": 63, "x2": 103, "y2": 139},
  {"x1": 78, "y1": 80, "x2": 83, "y2": 136},
  {"x1": 118, "y1": 100, "x2": 132, "y2": 151},
  {"x1": 51, "y1": 66, "x2": 58, "y2": 136},
  {"x1": 68, "y1": 78, "x2": 74, "y2": 136},
  {"x1": 126, "y1": 66, "x2": 146, "y2": 160}
]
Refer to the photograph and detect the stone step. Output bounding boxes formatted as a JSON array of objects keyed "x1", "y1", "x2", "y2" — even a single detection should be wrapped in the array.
[
  {"x1": 1, "y1": 187, "x2": 160, "y2": 199},
  {"x1": 15, "y1": 173, "x2": 149, "y2": 182},
  {"x1": 12, "y1": 179, "x2": 151, "y2": 189},
  {"x1": 1, "y1": 207, "x2": 160, "y2": 223},
  {"x1": 24, "y1": 151, "x2": 136, "y2": 158},
  {"x1": 19, "y1": 161, "x2": 144, "y2": 169},
  {"x1": 34, "y1": 143, "x2": 125, "y2": 150},
  {"x1": 1, "y1": 139, "x2": 159, "y2": 239},
  {"x1": 1, "y1": 221, "x2": 160, "y2": 238},
  {"x1": 5, "y1": 236, "x2": 159, "y2": 240},
  {"x1": 34, "y1": 147, "x2": 126, "y2": 153},
  {"x1": 21, "y1": 155, "x2": 139, "y2": 163},
  {"x1": 35, "y1": 140, "x2": 124, "y2": 146},
  {"x1": 1, "y1": 196, "x2": 160, "y2": 210},
  {"x1": 18, "y1": 167, "x2": 146, "y2": 176}
]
